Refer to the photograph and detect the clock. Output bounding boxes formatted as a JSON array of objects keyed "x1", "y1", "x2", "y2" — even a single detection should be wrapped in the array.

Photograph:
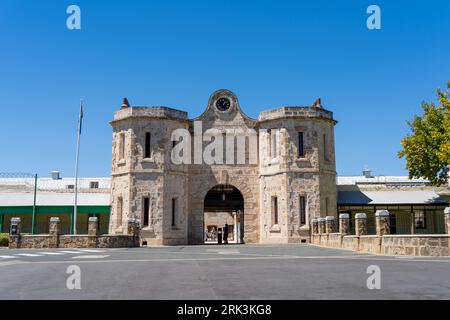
[{"x1": 215, "y1": 97, "x2": 231, "y2": 111}]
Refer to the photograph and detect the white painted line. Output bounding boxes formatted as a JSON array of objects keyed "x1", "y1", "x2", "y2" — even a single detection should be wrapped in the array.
[
  {"x1": 15, "y1": 253, "x2": 43, "y2": 257},
  {"x1": 39, "y1": 252, "x2": 65, "y2": 255},
  {"x1": 77, "y1": 249, "x2": 106, "y2": 253},
  {"x1": 72, "y1": 255, "x2": 110, "y2": 259},
  {"x1": 60, "y1": 250, "x2": 83, "y2": 254},
  {"x1": 0, "y1": 255, "x2": 16, "y2": 259}
]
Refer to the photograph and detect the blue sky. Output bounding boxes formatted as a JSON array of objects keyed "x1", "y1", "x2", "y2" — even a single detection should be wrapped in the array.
[{"x1": 0, "y1": 0, "x2": 449, "y2": 178}]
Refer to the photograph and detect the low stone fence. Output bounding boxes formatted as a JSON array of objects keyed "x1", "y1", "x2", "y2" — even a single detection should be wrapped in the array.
[
  {"x1": 8, "y1": 217, "x2": 140, "y2": 249},
  {"x1": 310, "y1": 207, "x2": 450, "y2": 257}
]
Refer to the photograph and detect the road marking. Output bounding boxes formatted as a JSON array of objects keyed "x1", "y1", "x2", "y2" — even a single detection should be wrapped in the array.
[
  {"x1": 207, "y1": 249, "x2": 240, "y2": 254},
  {"x1": 78, "y1": 249, "x2": 106, "y2": 253},
  {"x1": 72, "y1": 255, "x2": 110, "y2": 259},
  {"x1": 60, "y1": 250, "x2": 83, "y2": 254},
  {"x1": 39, "y1": 252, "x2": 65, "y2": 255},
  {"x1": 15, "y1": 253, "x2": 43, "y2": 257},
  {"x1": 0, "y1": 255, "x2": 16, "y2": 259}
]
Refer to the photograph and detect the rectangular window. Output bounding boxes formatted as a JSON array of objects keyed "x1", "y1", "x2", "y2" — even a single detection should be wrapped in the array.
[
  {"x1": 271, "y1": 196, "x2": 278, "y2": 225},
  {"x1": 117, "y1": 197, "x2": 123, "y2": 227},
  {"x1": 271, "y1": 130, "x2": 278, "y2": 159},
  {"x1": 119, "y1": 133, "x2": 125, "y2": 160},
  {"x1": 143, "y1": 197, "x2": 150, "y2": 227},
  {"x1": 144, "y1": 132, "x2": 151, "y2": 158},
  {"x1": 171, "y1": 198, "x2": 177, "y2": 227},
  {"x1": 323, "y1": 133, "x2": 329, "y2": 161},
  {"x1": 90, "y1": 181, "x2": 99, "y2": 189},
  {"x1": 414, "y1": 210, "x2": 427, "y2": 229},
  {"x1": 298, "y1": 132, "x2": 305, "y2": 157},
  {"x1": 299, "y1": 196, "x2": 306, "y2": 225}
]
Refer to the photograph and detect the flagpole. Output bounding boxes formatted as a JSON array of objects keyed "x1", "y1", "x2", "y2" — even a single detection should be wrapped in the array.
[{"x1": 73, "y1": 99, "x2": 83, "y2": 235}]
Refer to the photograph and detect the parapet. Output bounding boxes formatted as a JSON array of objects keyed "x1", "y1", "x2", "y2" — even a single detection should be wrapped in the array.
[
  {"x1": 112, "y1": 106, "x2": 188, "y2": 124},
  {"x1": 258, "y1": 106, "x2": 336, "y2": 123}
]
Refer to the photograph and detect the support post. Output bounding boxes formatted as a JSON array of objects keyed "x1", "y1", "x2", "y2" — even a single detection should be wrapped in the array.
[{"x1": 31, "y1": 174, "x2": 37, "y2": 234}]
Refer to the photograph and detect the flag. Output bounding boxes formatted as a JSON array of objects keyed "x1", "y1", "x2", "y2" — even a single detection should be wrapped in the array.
[{"x1": 78, "y1": 100, "x2": 84, "y2": 134}]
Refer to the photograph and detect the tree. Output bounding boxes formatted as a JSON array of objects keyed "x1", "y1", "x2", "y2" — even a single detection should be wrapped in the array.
[{"x1": 399, "y1": 82, "x2": 450, "y2": 186}]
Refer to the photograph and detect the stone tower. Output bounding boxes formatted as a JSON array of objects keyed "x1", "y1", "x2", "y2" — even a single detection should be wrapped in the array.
[{"x1": 109, "y1": 90, "x2": 337, "y2": 245}]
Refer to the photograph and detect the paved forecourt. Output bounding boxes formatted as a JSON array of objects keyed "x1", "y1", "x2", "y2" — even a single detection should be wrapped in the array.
[{"x1": 0, "y1": 244, "x2": 450, "y2": 299}]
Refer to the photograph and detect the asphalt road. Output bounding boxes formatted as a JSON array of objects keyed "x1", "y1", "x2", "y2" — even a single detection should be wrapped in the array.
[{"x1": 0, "y1": 244, "x2": 449, "y2": 299}]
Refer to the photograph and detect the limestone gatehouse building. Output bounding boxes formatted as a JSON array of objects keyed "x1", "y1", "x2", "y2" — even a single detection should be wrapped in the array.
[{"x1": 109, "y1": 89, "x2": 338, "y2": 245}]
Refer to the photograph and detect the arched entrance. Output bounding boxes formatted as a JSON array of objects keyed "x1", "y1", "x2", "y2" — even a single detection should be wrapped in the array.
[{"x1": 203, "y1": 184, "x2": 244, "y2": 244}]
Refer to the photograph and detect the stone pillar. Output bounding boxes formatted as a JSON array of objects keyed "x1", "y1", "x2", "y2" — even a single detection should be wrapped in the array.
[
  {"x1": 375, "y1": 210, "x2": 390, "y2": 236},
  {"x1": 444, "y1": 207, "x2": 450, "y2": 234},
  {"x1": 355, "y1": 213, "x2": 367, "y2": 236},
  {"x1": 339, "y1": 213, "x2": 350, "y2": 235},
  {"x1": 9, "y1": 217, "x2": 21, "y2": 249},
  {"x1": 318, "y1": 217, "x2": 326, "y2": 234},
  {"x1": 88, "y1": 217, "x2": 99, "y2": 236},
  {"x1": 325, "y1": 216, "x2": 335, "y2": 234},
  {"x1": 311, "y1": 218, "x2": 318, "y2": 235},
  {"x1": 128, "y1": 219, "x2": 140, "y2": 246},
  {"x1": 87, "y1": 216, "x2": 99, "y2": 248},
  {"x1": 49, "y1": 217, "x2": 60, "y2": 248}
]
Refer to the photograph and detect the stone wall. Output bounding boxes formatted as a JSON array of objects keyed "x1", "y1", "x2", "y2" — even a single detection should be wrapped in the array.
[
  {"x1": 9, "y1": 217, "x2": 139, "y2": 249},
  {"x1": 311, "y1": 210, "x2": 450, "y2": 256}
]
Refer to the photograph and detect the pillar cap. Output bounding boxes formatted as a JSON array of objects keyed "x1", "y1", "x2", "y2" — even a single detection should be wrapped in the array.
[
  {"x1": 444, "y1": 207, "x2": 450, "y2": 215},
  {"x1": 375, "y1": 210, "x2": 390, "y2": 217},
  {"x1": 317, "y1": 217, "x2": 326, "y2": 222},
  {"x1": 355, "y1": 213, "x2": 367, "y2": 219},
  {"x1": 339, "y1": 213, "x2": 350, "y2": 219},
  {"x1": 88, "y1": 216, "x2": 98, "y2": 222},
  {"x1": 50, "y1": 217, "x2": 60, "y2": 222},
  {"x1": 325, "y1": 216, "x2": 335, "y2": 221}
]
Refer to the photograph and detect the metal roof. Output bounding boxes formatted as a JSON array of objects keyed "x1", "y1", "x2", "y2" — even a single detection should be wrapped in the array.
[
  {"x1": 337, "y1": 190, "x2": 447, "y2": 205},
  {"x1": 0, "y1": 192, "x2": 110, "y2": 207}
]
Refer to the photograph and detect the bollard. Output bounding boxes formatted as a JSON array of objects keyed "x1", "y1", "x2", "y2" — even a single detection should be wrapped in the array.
[
  {"x1": 318, "y1": 217, "x2": 326, "y2": 234},
  {"x1": 339, "y1": 213, "x2": 350, "y2": 235},
  {"x1": 311, "y1": 218, "x2": 319, "y2": 235},
  {"x1": 444, "y1": 207, "x2": 450, "y2": 234},
  {"x1": 355, "y1": 213, "x2": 367, "y2": 236},
  {"x1": 375, "y1": 210, "x2": 390, "y2": 236}
]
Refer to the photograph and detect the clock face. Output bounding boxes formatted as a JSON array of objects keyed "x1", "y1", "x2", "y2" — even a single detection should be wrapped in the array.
[{"x1": 215, "y1": 97, "x2": 231, "y2": 111}]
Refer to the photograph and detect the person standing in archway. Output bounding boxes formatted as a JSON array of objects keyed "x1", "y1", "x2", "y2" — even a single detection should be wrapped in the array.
[{"x1": 223, "y1": 224, "x2": 229, "y2": 244}]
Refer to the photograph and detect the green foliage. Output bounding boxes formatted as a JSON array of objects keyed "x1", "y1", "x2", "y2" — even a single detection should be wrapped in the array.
[
  {"x1": 399, "y1": 81, "x2": 450, "y2": 186},
  {"x1": 0, "y1": 233, "x2": 9, "y2": 247}
]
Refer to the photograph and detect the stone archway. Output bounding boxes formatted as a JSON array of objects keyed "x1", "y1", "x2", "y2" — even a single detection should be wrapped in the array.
[
  {"x1": 188, "y1": 170, "x2": 260, "y2": 245},
  {"x1": 203, "y1": 184, "x2": 244, "y2": 244}
]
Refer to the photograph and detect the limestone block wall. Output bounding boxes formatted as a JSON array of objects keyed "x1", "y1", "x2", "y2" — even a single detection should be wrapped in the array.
[{"x1": 381, "y1": 235, "x2": 450, "y2": 256}]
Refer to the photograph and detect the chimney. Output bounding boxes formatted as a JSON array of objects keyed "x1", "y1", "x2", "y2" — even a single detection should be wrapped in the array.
[
  {"x1": 121, "y1": 97, "x2": 130, "y2": 109},
  {"x1": 51, "y1": 171, "x2": 61, "y2": 180},
  {"x1": 363, "y1": 166, "x2": 372, "y2": 179}
]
